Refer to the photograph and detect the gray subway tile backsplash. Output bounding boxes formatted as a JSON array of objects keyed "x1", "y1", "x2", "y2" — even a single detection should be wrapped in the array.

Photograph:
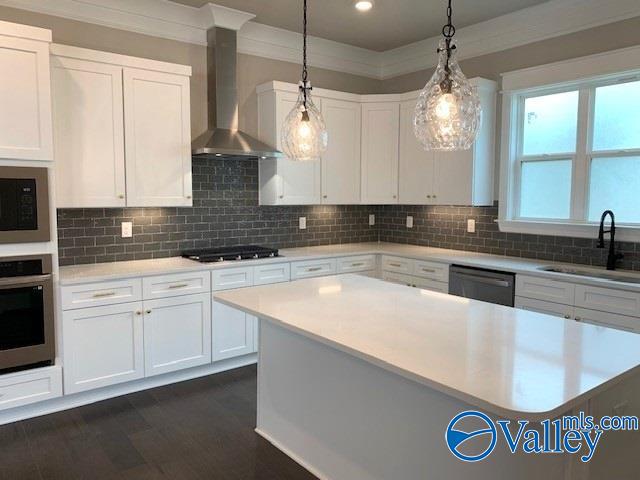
[{"x1": 57, "y1": 157, "x2": 640, "y2": 270}]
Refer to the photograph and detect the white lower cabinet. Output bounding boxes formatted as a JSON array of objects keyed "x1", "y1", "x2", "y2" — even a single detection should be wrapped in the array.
[
  {"x1": 212, "y1": 300, "x2": 256, "y2": 361},
  {"x1": 514, "y1": 297, "x2": 574, "y2": 319},
  {"x1": 143, "y1": 293, "x2": 211, "y2": 377},
  {"x1": 0, "y1": 366, "x2": 62, "y2": 411},
  {"x1": 63, "y1": 302, "x2": 144, "y2": 394}
]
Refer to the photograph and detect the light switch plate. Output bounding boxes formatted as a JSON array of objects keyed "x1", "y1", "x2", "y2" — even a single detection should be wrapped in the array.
[
  {"x1": 406, "y1": 216, "x2": 414, "y2": 228},
  {"x1": 299, "y1": 217, "x2": 307, "y2": 230},
  {"x1": 121, "y1": 221, "x2": 133, "y2": 238},
  {"x1": 369, "y1": 214, "x2": 375, "y2": 226},
  {"x1": 467, "y1": 219, "x2": 476, "y2": 233}
]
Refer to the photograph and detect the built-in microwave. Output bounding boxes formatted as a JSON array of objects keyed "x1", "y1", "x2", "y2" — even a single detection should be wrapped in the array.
[
  {"x1": 0, "y1": 254, "x2": 55, "y2": 372},
  {"x1": 0, "y1": 166, "x2": 50, "y2": 244}
]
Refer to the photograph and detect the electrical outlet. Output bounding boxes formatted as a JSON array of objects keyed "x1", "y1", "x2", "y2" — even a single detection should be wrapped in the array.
[
  {"x1": 467, "y1": 219, "x2": 476, "y2": 233},
  {"x1": 299, "y1": 217, "x2": 307, "y2": 230},
  {"x1": 369, "y1": 214, "x2": 375, "y2": 226},
  {"x1": 121, "y1": 221, "x2": 133, "y2": 238},
  {"x1": 406, "y1": 216, "x2": 414, "y2": 228}
]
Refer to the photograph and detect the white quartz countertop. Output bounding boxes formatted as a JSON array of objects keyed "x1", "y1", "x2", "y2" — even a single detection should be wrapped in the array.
[
  {"x1": 214, "y1": 274, "x2": 640, "y2": 420},
  {"x1": 59, "y1": 241, "x2": 640, "y2": 292}
]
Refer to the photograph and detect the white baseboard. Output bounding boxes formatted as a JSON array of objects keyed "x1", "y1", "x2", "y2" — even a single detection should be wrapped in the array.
[{"x1": 0, "y1": 354, "x2": 257, "y2": 426}]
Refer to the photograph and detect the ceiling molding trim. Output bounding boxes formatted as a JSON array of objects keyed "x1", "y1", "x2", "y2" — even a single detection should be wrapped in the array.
[
  {"x1": 379, "y1": 0, "x2": 640, "y2": 79},
  {"x1": 0, "y1": 0, "x2": 211, "y2": 45},
  {"x1": 237, "y1": 22, "x2": 382, "y2": 79},
  {"x1": 0, "y1": 0, "x2": 638, "y2": 80}
]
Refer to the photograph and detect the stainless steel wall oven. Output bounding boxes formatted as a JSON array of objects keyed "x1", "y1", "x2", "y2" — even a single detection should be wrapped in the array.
[{"x1": 0, "y1": 254, "x2": 55, "y2": 372}]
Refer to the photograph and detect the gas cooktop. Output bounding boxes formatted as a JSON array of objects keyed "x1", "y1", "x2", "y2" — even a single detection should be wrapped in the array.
[{"x1": 181, "y1": 245, "x2": 279, "y2": 263}]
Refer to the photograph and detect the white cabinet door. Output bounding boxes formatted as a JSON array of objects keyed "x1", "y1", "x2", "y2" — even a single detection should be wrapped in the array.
[
  {"x1": 574, "y1": 308, "x2": 640, "y2": 334},
  {"x1": 0, "y1": 35, "x2": 53, "y2": 161},
  {"x1": 123, "y1": 68, "x2": 192, "y2": 207},
  {"x1": 321, "y1": 98, "x2": 361, "y2": 204},
  {"x1": 361, "y1": 102, "x2": 400, "y2": 204},
  {"x1": 63, "y1": 302, "x2": 144, "y2": 394},
  {"x1": 212, "y1": 300, "x2": 255, "y2": 361},
  {"x1": 143, "y1": 293, "x2": 212, "y2": 376},
  {"x1": 52, "y1": 57, "x2": 126, "y2": 207},
  {"x1": 399, "y1": 99, "x2": 435, "y2": 204},
  {"x1": 433, "y1": 149, "x2": 474, "y2": 206},
  {"x1": 515, "y1": 297, "x2": 574, "y2": 319}
]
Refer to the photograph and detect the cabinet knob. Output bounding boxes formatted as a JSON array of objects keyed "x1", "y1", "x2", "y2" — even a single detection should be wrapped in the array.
[
  {"x1": 427, "y1": 195, "x2": 432, "y2": 199},
  {"x1": 279, "y1": 195, "x2": 284, "y2": 199},
  {"x1": 118, "y1": 194, "x2": 125, "y2": 199},
  {"x1": 323, "y1": 195, "x2": 328, "y2": 199},
  {"x1": 564, "y1": 315, "x2": 571, "y2": 319},
  {"x1": 393, "y1": 195, "x2": 397, "y2": 199},
  {"x1": 575, "y1": 317, "x2": 581, "y2": 322},
  {"x1": 145, "y1": 309, "x2": 152, "y2": 314},
  {"x1": 186, "y1": 195, "x2": 192, "y2": 199},
  {"x1": 433, "y1": 194, "x2": 437, "y2": 198}
]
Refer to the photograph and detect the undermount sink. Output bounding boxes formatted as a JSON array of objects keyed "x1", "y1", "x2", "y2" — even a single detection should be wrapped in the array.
[{"x1": 538, "y1": 266, "x2": 640, "y2": 284}]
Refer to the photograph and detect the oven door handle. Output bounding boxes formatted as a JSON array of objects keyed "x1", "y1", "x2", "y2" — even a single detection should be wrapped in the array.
[{"x1": 0, "y1": 274, "x2": 52, "y2": 287}]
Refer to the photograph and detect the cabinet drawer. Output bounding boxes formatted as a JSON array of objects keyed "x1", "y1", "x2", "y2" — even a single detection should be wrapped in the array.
[
  {"x1": 413, "y1": 277, "x2": 448, "y2": 293},
  {"x1": 381, "y1": 272, "x2": 414, "y2": 287},
  {"x1": 291, "y1": 259, "x2": 337, "y2": 280},
  {"x1": 143, "y1": 271, "x2": 210, "y2": 299},
  {"x1": 337, "y1": 255, "x2": 376, "y2": 274},
  {"x1": 254, "y1": 263, "x2": 291, "y2": 286},
  {"x1": 0, "y1": 366, "x2": 62, "y2": 412},
  {"x1": 575, "y1": 307, "x2": 640, "y2": 334},
  {"x1": 515, "y1": 275, "x2": 575, "y2": 305},
  {"x1": 575, "y1": 285, "x2": 640, "y2": 318},
  {"x1": 381, "y1": 255, "x2": 413, "y2": 274},
  {"x1": 61, "y1": 278, "x2": 142, "y2": 310},
  {"x1": 212, "y1": 267, "x2": 253, "y2": 291},
  {"x1": 412, "y1": 260, "x2": 448, "y2": 282},
  {"x1": 515, "y1": 297, "x2": 574, "y2": 320}
]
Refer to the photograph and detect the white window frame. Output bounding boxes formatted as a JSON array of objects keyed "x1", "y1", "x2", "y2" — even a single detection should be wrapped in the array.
[{"x1": 499, "y1": 45, "x2": 640, "y2": 242}]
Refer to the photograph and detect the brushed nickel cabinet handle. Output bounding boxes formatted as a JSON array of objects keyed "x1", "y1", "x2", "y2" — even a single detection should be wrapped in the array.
[
  {"x1": 168, "y1": 283, "x2": 189, "y2": 289},
  {"x1": 389, "y1": 263, "x2": 402, "y2": 268},
  {"x1": 93, "y1": 292, "x2": 116, "y2": 298},
  {"x1": 421, "y1": 268, "x2": 436, "y2": 273},
  {"x1": 307, "y1": 267, "x2": 323, "y2": 272},
  {"x1": 351, "y1": 262, "x2": 365, "y2": 267}
]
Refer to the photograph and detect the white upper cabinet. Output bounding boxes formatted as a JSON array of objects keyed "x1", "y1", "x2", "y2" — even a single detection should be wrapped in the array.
[
  {"x1": 320, "y1": 98, "x2": 361, "y2": 204},
  {"x1": 257, "y1": 86, "x2": 322, "y2": 205},
  {"x1": 433, "y1": 79, "x2": 497, "y2": 206},
  {"x1": 256, "y1": 79, "x2": 496, "y2": 206},
  {"x1": 360, "y1": 102, "x2": 399, "y2": 204},
  {"x1": 0, "y1": 21, "x2": 53, "y2": 161},
  {"x1": 123, "y1": 68, "x2": 192, "y2": 207},
  {"x1": 50, "y1": 45, "x2": 192, "y2": 208},
  {"x1": 399, "y1": 98, "x2": 435, "y2": 204},
  {"x1": 52, "y1": 58, "x2": 126, "y2": 207}
]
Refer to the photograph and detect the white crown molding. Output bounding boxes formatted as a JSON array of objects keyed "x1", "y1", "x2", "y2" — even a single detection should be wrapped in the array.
[
  {"x1": 0, "y1": 0, "x2": 639, "y2": 80},
  {"x1": 237, "y1": 22, "x2": 381, "y2": 79}
]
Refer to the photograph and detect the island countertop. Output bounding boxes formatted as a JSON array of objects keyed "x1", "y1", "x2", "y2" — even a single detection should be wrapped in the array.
[{"x1": 214, "y1": 274, "x2": 640, "y2": 420}]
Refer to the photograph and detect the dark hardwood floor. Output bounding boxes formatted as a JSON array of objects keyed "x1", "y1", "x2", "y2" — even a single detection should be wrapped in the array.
[{"x1": 0, "y1": 366, "x2": 316, "y2": 480}]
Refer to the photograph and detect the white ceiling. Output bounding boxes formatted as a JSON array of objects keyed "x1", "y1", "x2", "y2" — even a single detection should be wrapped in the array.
[{"x1": 169, "y1": 0, "x2": 551, "y2": 51}]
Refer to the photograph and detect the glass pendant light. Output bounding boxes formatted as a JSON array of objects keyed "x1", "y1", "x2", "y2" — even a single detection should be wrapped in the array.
[
  {"x1": 414, "y1": 0, "x2": 481, "y2": 151},
  {"x1": 281, "y1": 0, "x2": 328, "y2": 162}
]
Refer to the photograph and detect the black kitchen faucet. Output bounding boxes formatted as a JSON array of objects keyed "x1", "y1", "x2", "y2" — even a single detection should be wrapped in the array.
[{"x1": 597, "y1": 210, "x2": 624, "y2": 270}]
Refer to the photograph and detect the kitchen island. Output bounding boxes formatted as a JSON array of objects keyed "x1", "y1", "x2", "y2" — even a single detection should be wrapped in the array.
[{"x1": 214, "y1": 274, "x2": 640, "y2": 480}]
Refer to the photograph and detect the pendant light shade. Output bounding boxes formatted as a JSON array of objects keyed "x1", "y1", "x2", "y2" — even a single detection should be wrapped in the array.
[
  {"x1": 414, "y1": 1, "x2": 481, "y2": 151},
  {"x1": 281, "y1": 0, "x2": 328, "y2": 161}
]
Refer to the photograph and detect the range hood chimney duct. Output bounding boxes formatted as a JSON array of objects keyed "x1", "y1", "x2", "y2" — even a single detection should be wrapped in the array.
[{"x1": 192, "y1": 27, "x2": 283, "y2": 159}]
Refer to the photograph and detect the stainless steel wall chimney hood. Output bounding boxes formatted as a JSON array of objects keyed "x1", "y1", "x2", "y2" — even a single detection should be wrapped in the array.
[{"x1": 192, "y1": 27, "x2": 283, "y2": 159}]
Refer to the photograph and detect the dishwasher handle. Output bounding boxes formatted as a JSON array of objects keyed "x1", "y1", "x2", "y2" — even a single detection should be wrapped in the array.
[{"x1": 453, "y1": 272, "x2": 512, "y2": 288}]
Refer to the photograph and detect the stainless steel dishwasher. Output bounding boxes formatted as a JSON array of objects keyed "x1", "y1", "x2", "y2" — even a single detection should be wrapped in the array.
[{"x1": 448, "y1": 265, "x2": 515, "y2": 307}]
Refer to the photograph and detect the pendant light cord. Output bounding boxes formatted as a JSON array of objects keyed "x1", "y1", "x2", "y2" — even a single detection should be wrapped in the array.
[{"x1": 301, "y1": 0, "x2": 309, "y2": 109}]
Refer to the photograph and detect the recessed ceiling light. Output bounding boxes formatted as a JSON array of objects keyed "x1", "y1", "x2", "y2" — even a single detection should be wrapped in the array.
[{"x1": 354, "y1": 0, "x2": 374, "y2": 12}]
